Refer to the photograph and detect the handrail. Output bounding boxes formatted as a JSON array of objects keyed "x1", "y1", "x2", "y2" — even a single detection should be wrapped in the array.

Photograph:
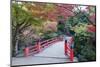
[
  {"x1": 64, "y1": 36, "x2": 74, "y2": 62},
  {"x1": 24, "y1": 36, "x2": 63, "y2": 57}
]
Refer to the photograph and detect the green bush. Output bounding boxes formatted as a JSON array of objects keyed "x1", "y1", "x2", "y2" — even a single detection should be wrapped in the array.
[
  {"x1": 42, "y1": 32, "x2": 58, "y2": 40},
  {"x1": 73, "y1": 23, "x2": 96, "y2": 61}
]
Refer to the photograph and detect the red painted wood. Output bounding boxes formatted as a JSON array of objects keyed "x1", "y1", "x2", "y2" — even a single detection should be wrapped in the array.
[
  {"x1": 70, "y1": 49, "x2": 74, "y2": 61},
  {"x1": 64, "y1": 40, "x2": 67, "y2": 55},
  {"x1": 24, "y1": 36, "x2": 62, "y2": 57},
  {"x1": 37, "y1": 42, "x2": 41, "y2": 53},
  {"x1": 24, "y1": 47, "x2": 29, "y2": 57},
  {"x1": 64, "y1": 37, "x2": 74, "y2": 62}
]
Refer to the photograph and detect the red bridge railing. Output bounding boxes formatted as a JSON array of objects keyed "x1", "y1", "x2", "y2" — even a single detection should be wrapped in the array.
[
  {"x1": 24, "y1": 36, "x2": 63, "y2": 57},
  {"x1": 64, "y1": 36, "x2": 74, "y2": 62}
]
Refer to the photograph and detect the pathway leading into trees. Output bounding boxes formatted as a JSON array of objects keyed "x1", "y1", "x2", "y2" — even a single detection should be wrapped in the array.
[{"x1": 12, "y1": 40, "x2": 77, "y2": 66}]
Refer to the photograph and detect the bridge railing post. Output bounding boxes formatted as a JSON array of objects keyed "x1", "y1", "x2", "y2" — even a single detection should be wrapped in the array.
[
  {"x1": 24, "y1": 47, "x2": 29, "y2": 57},
  {"x1": 64, "y1": 39, "x2": 67, "y2": 55},
  {"x1": 70, "y1": 44, "x2": 74, "y2": 61},
  {"x1": 64, "y1": 36, "x2": 74, "y2": 62},
  {"x1": 37, "y1": 40, "x2": 41, "y2": 53},
  {"x1": 70, "y1": 37, "x2": 74, "y2": 61}
]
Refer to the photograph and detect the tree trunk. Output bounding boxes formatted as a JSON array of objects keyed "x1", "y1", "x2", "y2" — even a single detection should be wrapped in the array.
[
  {"x1": 12, "y1": 28, "x2": 20, "y2": 56},
  {"x1": 15, "y1": 38, "x2": 19, "y2": 55}
]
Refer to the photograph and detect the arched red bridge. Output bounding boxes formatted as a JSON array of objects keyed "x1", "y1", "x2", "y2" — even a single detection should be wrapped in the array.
[{"x1": 12, "y1": 36, "x2": 78, "y2": 66}]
